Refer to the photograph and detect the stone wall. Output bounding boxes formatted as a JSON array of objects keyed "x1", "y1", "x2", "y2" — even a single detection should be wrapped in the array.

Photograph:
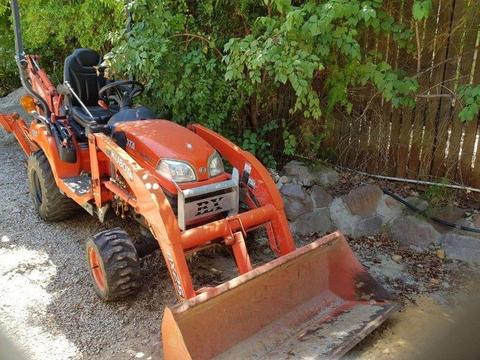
[{"x1": 274, "y1": 161, "x2": 480, "y2": 265}]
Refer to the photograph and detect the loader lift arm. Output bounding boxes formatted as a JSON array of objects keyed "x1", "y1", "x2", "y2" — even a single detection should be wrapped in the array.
[{"x1": 88, "y1": 126, "x2": 299, "y2": 299}]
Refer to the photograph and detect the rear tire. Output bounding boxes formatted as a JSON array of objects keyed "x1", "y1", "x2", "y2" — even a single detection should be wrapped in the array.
[
  {"x1": 27, "y1": 151, "x2": 78, "y2": 221},
  {"x1": 86, "y1": 228, "x2": 141, "y2": 301}
]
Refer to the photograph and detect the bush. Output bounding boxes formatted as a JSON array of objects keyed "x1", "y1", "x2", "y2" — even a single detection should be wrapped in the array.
[{"x1": 1, "y1": 0, "x2": 422, "y2": 167}]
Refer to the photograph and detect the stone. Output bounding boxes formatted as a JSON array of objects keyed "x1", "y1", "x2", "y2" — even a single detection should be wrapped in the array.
[
  {"x1": 455, "y1": 217, "x2": 480, "y2": 240},
  {"x1": 291, "y1": 208, "x2": 333, "y2": 236},
  {"x1": 283, "y1": 160, "x2": 339, "y2": 187},
  {"x1": 283, "y1": 197, "x2": 310, "y2": 221},
  {"x1": 278, "y1": 175, "x2": 290, "y2": 184},
  {"x1": 283, "y1": 161, "x2": 311, "y2": 184},
  {"x1": 329, "y1": 197, "x2": 382, "y2": 238},
  {"x1": 442, "y1": 233, "x2": 480, "y2": 264},
  {"x1": 389, "y1": 215, "x2": 441, "y2": 251},
  {"x1": 268, "y1": 168, "x2": 280, "y2": 182},
  {"x1": 376, "y1": 194, "x2": 404, "y2": 224},
  {"x1": 472, "y1": 213, "x2": 480, "y2": 228},
  {"x1": 352, "y1": 215, "x2": 383, "y2": 238},
  {"x1": 392, "y1": 254, "x2": 402, "y2": 263},
  {"x1": 405, "y1": 196, "x2": 429, "y2": 212},
  {"x1": 311, "y1": 185, "x2": 333, "y2": 208},
  {"x1": 280, "y1": 184, "x2": 313, "y2": 221},
  {"x1": 435, "y1": 249, "x2": 445, "y2": 259},
  {"x1": 313, "y1": 167, "x2": 340, "y2": 187},
  {"x1": 342, "y1": 184, "x2": 383, "y2": 217},
  {"x1": 280, "y1": 183, "x2": 308, "y2": 201},
  {"x1": 330, "y1": 197, "x2": 360, "y2": 237},
  {"x1": 428, "y1": 207, "x2": 466, "y2": 233}
]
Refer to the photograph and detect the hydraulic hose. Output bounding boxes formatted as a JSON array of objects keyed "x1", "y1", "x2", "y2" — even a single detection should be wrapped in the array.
[{"x1": 382, "y1": 188, "x2": 480, "y2": 234}]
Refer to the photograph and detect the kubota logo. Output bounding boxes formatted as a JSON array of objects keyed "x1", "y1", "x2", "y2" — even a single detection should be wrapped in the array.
[
  {"x1": 106, "y1": 147, "x2": 134, "y2": 180},
  {"x1": 195, "y1": 197, "x2": 224, "y2": 216},
  {"x1": 166, "y1": 252, "x2": 185, "y2": 298}
]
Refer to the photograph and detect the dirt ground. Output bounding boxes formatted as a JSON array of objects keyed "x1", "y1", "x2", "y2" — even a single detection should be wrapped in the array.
[{"x1": 1, "y1": 96, "x2": 480, "y2": 359}]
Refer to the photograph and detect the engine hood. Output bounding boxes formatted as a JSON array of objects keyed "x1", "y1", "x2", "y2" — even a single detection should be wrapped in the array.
[{"x1": 114, "y1": 120, "x2": 216, "y2": 181}]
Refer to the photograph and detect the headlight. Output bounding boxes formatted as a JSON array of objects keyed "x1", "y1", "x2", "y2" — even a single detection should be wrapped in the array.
[
  {"x1": 208, "y1": 151, "x2": 224, "y2": 177},
  {"x1": 157, "y1": 160, "x2": 196, "y2": 183}
]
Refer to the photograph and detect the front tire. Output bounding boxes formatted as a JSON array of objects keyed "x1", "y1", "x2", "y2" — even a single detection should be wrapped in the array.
[
  {"x1": 86, "y1": 228, "x2": 141, "y2": 301},
  {"x1": 27, "y1": 151, "x2": 77, "y2": 221}
]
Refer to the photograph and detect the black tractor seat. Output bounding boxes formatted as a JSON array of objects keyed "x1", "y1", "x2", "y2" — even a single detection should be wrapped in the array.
[
  {"x1": 63, "y1": 48, "x2": 117, "y2": 127},
  {"x1": 71, "y1": 105, "x2": 114, "y2": 126}
]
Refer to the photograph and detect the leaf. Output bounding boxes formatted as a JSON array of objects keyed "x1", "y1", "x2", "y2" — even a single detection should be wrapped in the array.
[
  {"x1": 413, "y1": 0, "x2": 432, "y2": 21},
  {"x1": 274, "y1": 0, "x2": 291, "y2": 15}
]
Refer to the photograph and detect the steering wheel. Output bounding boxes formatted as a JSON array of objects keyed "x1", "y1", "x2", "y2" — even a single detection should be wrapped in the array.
[{"x1": 98, "y1": 80, "x2": 144, "y2": 108}]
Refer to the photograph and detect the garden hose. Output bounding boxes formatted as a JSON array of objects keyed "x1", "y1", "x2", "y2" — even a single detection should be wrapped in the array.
[{"x1": 382, "y1": 188, "x2": 480, "y2": 234}]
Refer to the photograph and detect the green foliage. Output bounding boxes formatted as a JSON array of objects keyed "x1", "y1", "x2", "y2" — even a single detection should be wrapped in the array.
[
  {"x1": 423, "y1": 179, "x2": 454, "y2": 208},
  {"x1": 107, "y1": 0, "x2": 248, "y2": 132},
  {"x1": 0, "y1": 0, "x2": 425, "y2": 168},
  {"x1": 224, "y1": 0, "x2": 417, "y2": 120},
  {"x1": 241, "y1": 120, "x2": 278, "y2": 168},
  {"x1": 458, "y1": 85, "x2": 480, "y2": 122},
  {"x1": 0, "y1": 0, "x2": 123, "y2": 94},
  {"x1": 412, "y1": 0, "x2": 432, "y2": 21},
  {"x1": 0, "y1": 10, "x2": 17, "y2": 96}
]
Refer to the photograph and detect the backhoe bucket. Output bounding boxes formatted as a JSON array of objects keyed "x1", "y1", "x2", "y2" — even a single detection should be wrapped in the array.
[{"x1": 162, "y1": 232, "x2": 399, "y2": 360}]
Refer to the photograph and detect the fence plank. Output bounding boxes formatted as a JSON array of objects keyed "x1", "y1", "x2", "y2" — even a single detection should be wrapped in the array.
[
  {"x1": 443, "y1": 0, "x2": 469, "y2": 179},
  {"x1": 471, "y1": 115, "x2": 480, "y2": 188},
  {"x1": 420, "y1": 0, "x2": 455, "y2": 178},
  {"x1": 396, "y1": 0, "x2": 417, "y2": 177},
  {"x1": 430, "y1": 1, "x2": 466, "y2": 177},
  {"x1": 368, "y1": 29, "x2": 391, "y2": 173},
  {"x1": 407, "y1": 5, "x2": 440, "y2": 177},
  {"x1": 470, "y1": 25, "x2": 480, "y2": 187},
  {"x1": 458, "y1": 7, "x2": 480, "y2": 184},
  {"x1": 384, "y1": 0, "x2": 411, "y2": 175},
  {"x1": 347, "y1": 29, "x2": 377, "y2": 168}
]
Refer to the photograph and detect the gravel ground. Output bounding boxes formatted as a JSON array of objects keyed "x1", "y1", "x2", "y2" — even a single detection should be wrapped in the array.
[{"x1": 1, "y1": 89, "x2": 479, "y2": 360}]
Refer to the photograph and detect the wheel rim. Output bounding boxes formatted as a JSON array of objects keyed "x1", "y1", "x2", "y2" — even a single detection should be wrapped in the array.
[
  {"x1": 32, "y1": 170, "x2": 42, "y2": 206},
  {"x1": 88, "y1": 247, "x2": 106, "y2": 291}
]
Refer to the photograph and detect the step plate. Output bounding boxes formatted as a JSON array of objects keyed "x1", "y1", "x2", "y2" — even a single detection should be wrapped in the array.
[{"x1": 63, "y1": 175, "x2": 92, "y2": 196}]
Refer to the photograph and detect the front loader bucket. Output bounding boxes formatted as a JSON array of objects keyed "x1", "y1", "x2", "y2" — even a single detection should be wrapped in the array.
[{"x1": 162, "y1": 232, "x2": 399, "y2": 360}]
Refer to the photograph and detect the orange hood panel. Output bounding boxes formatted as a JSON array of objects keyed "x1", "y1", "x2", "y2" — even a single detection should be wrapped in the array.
[{"x1": 115, "y1": 120, "x2": 215, "y2": 181}]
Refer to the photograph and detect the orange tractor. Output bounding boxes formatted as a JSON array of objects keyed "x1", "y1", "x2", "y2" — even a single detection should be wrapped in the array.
[{"x1": 1, "y1": 1, "x2": 398, "y2": 358}]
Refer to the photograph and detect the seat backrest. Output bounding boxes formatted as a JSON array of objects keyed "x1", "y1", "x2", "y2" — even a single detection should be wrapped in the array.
[{"x1": 64, "y1": 48, "x2": 106, "y2": 106}]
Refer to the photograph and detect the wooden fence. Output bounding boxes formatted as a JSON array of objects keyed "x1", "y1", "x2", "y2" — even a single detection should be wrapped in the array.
[{"x1": 324, "y1": 0, "x2": 480, "y2": 187}]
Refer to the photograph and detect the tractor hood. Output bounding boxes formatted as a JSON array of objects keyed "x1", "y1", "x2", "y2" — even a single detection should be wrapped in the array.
[{"x1": 114, "y1": 120, "x2": 216, "y2": 182}]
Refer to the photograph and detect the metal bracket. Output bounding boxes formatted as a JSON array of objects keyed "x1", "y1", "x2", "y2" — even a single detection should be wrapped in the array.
[
  {"x1": 63, "y1": 81, "x2": 95, "y2": 120},
  {"x1": 177, "y1": 168, "x2": 240, "y2": 231}
]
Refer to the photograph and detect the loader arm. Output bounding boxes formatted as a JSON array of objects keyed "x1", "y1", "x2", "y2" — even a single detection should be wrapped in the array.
[
  {"x1": 188, "y1": 123, "x2": 295, "y2": 256},
  {"x1": 89, "y1": 132, "x2": 197, "y2": 298}
]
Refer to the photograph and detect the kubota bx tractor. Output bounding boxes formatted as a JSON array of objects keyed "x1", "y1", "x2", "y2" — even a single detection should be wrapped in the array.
[{"x1": 0, "y1": 1, "x2": 398, "y2": 358}]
